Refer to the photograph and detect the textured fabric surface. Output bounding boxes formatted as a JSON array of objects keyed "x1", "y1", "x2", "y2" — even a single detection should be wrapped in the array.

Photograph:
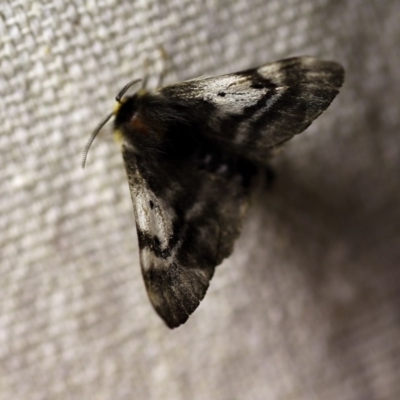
[{"x1": 1, "y1": 1, "x2": 399, "y2": 399}]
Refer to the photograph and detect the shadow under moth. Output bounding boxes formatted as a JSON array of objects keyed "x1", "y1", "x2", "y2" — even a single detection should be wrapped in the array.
[{"x1": 83, "y1": 56, "x2": 344, "y2": 328}]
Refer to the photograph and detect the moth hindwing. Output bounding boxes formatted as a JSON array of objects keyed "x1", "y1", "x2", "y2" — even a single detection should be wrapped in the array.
[{"x1": 87, "y1": 56, "x2": 344, "y2": 328}]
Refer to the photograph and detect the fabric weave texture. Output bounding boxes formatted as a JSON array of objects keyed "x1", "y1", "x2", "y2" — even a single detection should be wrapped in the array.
[{"x1": 1, "y1": 1, "x2": 399, "y2": 399}]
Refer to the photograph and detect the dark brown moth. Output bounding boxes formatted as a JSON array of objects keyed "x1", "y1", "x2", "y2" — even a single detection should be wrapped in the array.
[{"x1": 83, "y1": 57, "x2": 344, "y2": 328}]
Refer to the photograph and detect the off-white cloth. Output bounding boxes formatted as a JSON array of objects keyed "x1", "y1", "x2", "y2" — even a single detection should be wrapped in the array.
[{"x1": 1, "y1": 1, "x2": 399, "y2": 399}]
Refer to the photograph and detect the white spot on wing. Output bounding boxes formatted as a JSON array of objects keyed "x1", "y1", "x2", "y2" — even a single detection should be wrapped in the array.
[
  {"x1": 258, "y1": 62, "x2": 284, "y2": 80},
  {"x1": 131, "y1": 174, "x2": 186, "y2": 273},
  {"x1": 178, "y1": 74, "x2": 272, "y2": 114},
  {"x1": 140, "y1": 248, "x2": 159, "y2": 272},
  {"x1": 134, "y1": 189, "x2": 174, "y2": 248},
  {"x1": 186, "y1": 75, "x2": 275, "y2": 131},
  {"x1": 203, "y1": 75, "x2": 270, "y2": 114}
]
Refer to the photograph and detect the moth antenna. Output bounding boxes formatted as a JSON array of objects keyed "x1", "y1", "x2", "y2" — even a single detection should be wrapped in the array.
[
  {"x1": 82, "y1": 79, "x2": 142, "y2": 168},
  {"x1": 81, "y1": 112, "x2": 114, "y2": 169},
  {"x1": 115, "y1": 78, "x2": 142, "y2": 102},
  {"x1": 156, "y1": 45, "x2": 171, "y2": 88},
  {"x1": 156, "y1": 70, "x2": 166, "y2": 88}
]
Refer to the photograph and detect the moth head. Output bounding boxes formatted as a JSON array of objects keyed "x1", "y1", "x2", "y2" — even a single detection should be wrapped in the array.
[
  {"x1": 113, "y1": 90, "x2": 149, "y2": 138},
  {"x1": 81, "y1": 79, "x2": 142, "y2": 168}
]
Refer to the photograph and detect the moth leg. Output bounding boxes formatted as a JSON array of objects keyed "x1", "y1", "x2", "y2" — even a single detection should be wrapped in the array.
[
  {"x1": 141, "y1": 75, "x2": 149, "y2": 90},
  {"x1": 156, "y1": 45, "x2": 173, "y2": 88},
  {"x1": 155, "y1": 70, "x2": 166, "y2": 88}
]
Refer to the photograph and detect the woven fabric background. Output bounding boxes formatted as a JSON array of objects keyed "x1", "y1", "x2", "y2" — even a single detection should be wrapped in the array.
[{"x1": 1, "y1": 0, "x2": 399, "y2": 399}]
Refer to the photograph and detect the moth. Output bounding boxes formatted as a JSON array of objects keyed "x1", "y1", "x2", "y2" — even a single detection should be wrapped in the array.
[{"x1": 83, "y1": 56, "x2": 344, "y2": 328}]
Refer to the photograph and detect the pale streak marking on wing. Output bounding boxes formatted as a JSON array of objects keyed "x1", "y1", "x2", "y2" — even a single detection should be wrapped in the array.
[
  {"x1": 202, "y1": 76, "x2": 273, "y2": 132},
  {"x1": 133, "y1": 184, "x2": 180, "y2": 272},
  {"x1": 234, "y1": 87, "x2": 286, "y2": 144},
  {"x1": 257, "y1": 62, "x2": 287, "y2": 81},
  {"x1": 139, "y1": 186, "x2": 218, "y2": 274},
  {"x1": 135, "y1": 183, "x2": 210, "y2": 273}
]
